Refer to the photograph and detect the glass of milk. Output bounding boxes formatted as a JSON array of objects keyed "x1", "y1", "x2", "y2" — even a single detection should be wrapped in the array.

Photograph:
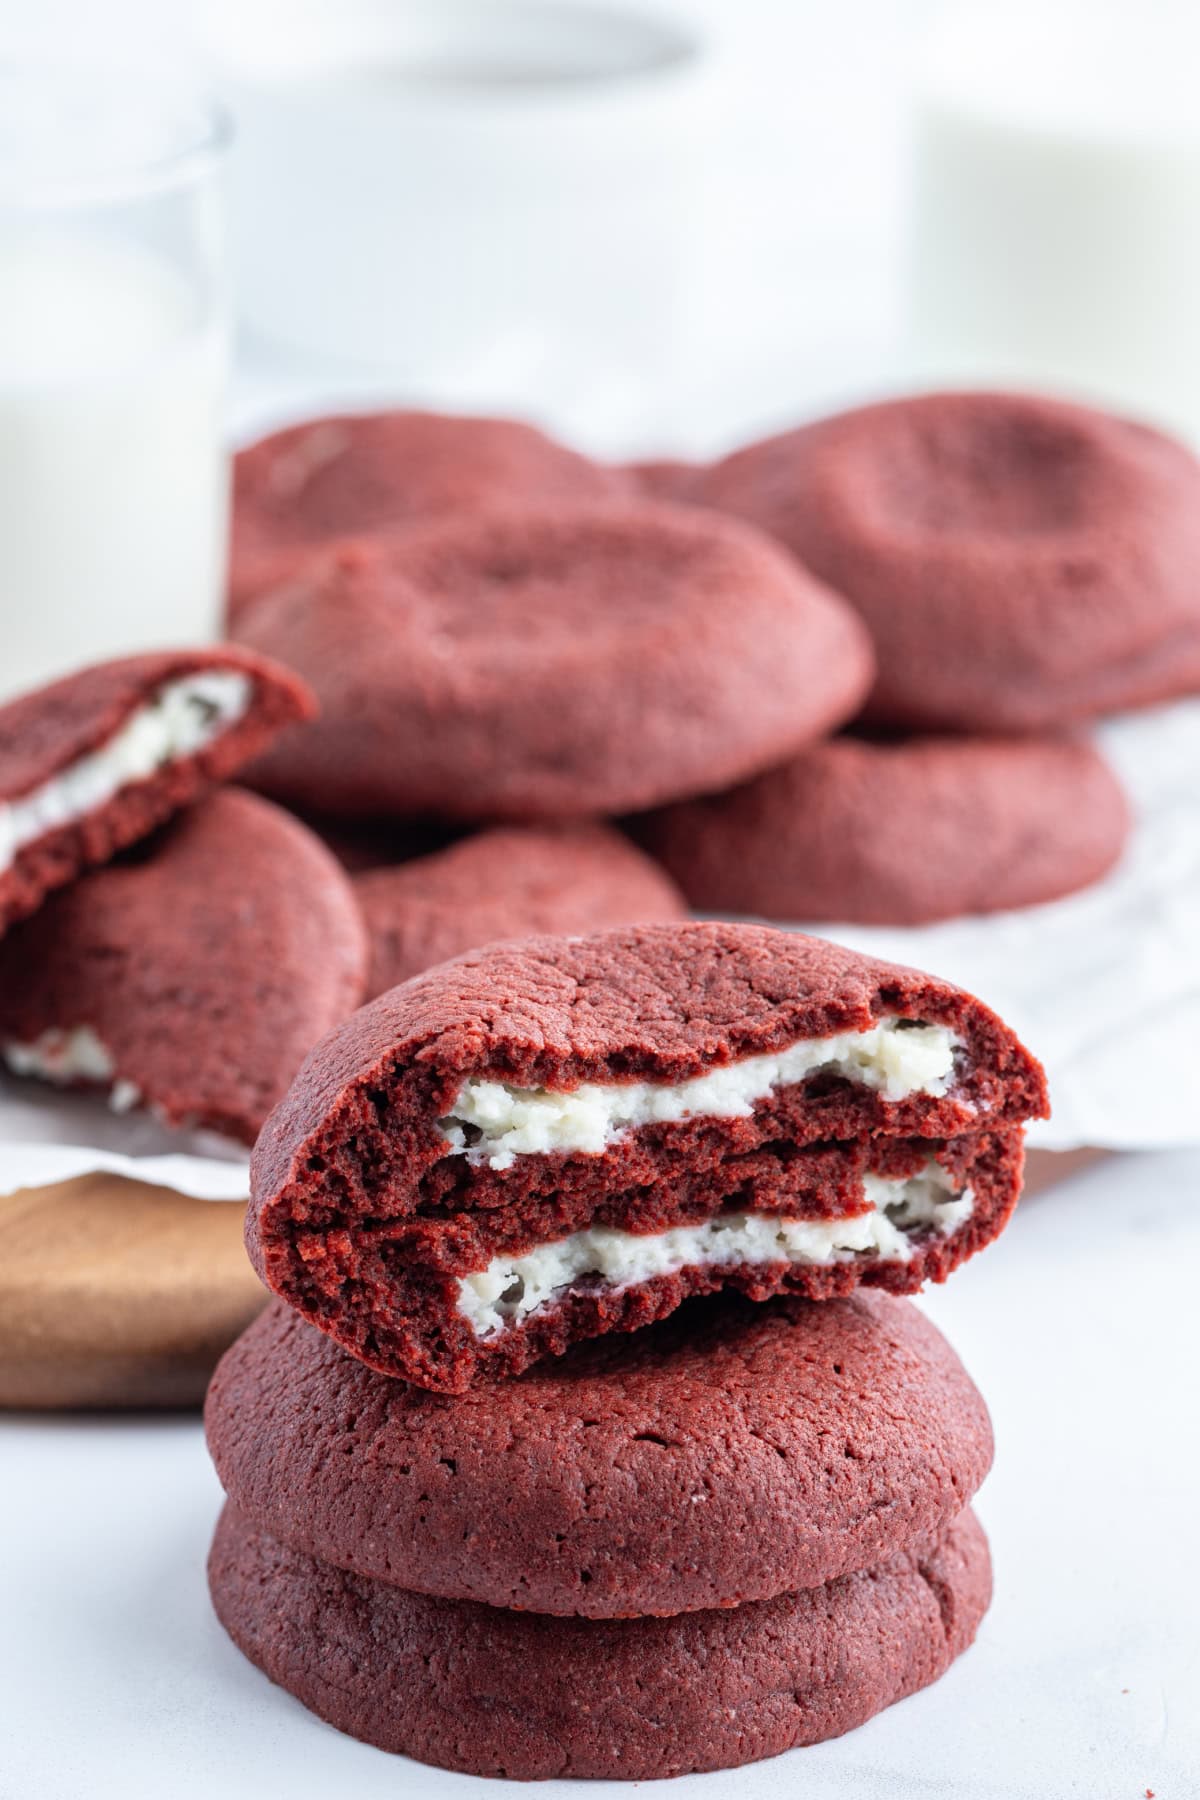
[
  {"x1": 203, "y1": 0, "x2": 715, "y2": 414},
  {"x1": 0, "y1": 55, "x2": 232, "y2": 700},
  {"x1": 908, "y1": 0, "x2": 1200, "y2": 445}
]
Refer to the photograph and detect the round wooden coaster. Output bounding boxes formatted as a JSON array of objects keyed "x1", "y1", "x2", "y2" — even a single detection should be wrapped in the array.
[
  {"x1": 1022, "y1": 1147, "x2": 1109, "y2": 1198},
  {"x1": 0, "y1": 1174, "x2": 267, "y2": 1409},
  {"x1": 0, "y1": 1151, "x2": 1102, "y2": 1410}
]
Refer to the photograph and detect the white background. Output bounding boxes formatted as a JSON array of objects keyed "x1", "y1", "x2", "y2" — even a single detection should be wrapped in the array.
[{"x1": 3, "y1": 2, "x2": 1199, "y2": 1795}]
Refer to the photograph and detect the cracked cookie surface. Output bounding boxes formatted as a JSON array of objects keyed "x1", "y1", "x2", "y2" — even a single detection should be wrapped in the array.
[{"x1": 205, "y1": 1289, "x2": 993, "y2": 1617}]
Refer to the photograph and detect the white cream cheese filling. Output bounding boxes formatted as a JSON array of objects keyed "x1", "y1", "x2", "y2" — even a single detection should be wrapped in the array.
[
  {"x1": 440, "y1": 1019, "x2": 962, "y2": 1172},
  {"x1": 456, "y1": 1165, "x2": 974, "y2": 1337},
  {"x1": 0, "y1": 670, "x2": 251, "y2": 874},
  {"x1": 2, "y1": 1025, "x2": 142, "y2": 1112}
]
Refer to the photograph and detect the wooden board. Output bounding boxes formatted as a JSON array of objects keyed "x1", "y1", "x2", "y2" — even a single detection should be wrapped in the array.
[
  {"x1": 1022, "y1": 1146, "x2": 1110, "y2": 1197},
  {"x1": 0, "y1": 1174, "x2": 268, "y2": 1410},
  {"x1": 0, "y1": 1150, "x2": 1107, "y2": 1409}
]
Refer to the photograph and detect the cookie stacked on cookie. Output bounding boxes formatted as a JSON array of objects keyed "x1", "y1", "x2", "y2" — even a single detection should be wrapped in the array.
[
  {"x1": 0, "y1": 647, "x2": 369, "y2": 1145},
  {"x1": 223, "y1": 407, "x2": 878, "y2": 970},
  {"x1": 206, "y1": 919, "x2": 1048, "y2": 1776},
  {"x1": 635, "y1": 390, "x2": 1200, "y2": 923},
  {"x1": 208, "y1": 1295, "x2": 993, "y2": 1780},
  {"x1": 224, "y1": 393, "x2": 1200, "y2": 938}
]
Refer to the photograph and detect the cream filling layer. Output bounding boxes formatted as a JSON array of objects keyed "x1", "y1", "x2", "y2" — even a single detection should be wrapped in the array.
[
  {"x1": 0, "y1": 670, "x2": 251, "y2": 873},
  {"x1": 3, "y1": 1025, "x2": 142, "y2": 1112},
  {"x1": 456, "y1": 1165, "x2": 974, "y2": 1337},
  {"x1": 441, "y1": 1020, "x2": 962, "y2": 1172}
]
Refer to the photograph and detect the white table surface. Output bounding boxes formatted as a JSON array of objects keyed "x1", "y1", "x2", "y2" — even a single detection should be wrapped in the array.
[
  {"x1": 3, "y1": 1146, "x2": 1197, "y2": 1800},
  {"x1": 2, "y1": 8, "x2": 1197, "y2": 1793}
]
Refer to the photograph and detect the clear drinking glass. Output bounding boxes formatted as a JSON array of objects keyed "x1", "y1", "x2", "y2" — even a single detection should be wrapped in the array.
[{"x1": 0, "y1": 54, "x2": 232, "y2": 700}]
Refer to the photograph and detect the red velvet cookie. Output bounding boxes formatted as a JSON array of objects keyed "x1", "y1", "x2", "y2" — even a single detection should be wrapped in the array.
[
  {"x1": 206, "y1": 1291, "x2": 993, "y2": 1617},
  {"x1": 636, "y1": 733, "x2": 1131, "y2": 924},
  {"x1": 232, "y1": 503, "x2": 874, "y2": 821},
  {"x1": 355, "y1": 824, "x2": 687, "y2": 999},
  {"x1": 619, "y1": 457, "x2": 703, "y2": 503},
  {"x1": 247, "y1": 920, "x2": 1047, "y2": 1389},
  {"x1": 209, "y1": 1501, "x2": 989, "y2": 1780},
  {"x1": 695, "y1": 391, "x2": 1200, "y2": 730},
  {"x1": 292, "y1": 811, "x2": 460, "y2": 876},
  {"x1": 230, "y1": 409, "x2": 629, "y2": 613},
  {"x1": 0, "y1": 789, "x2": 367, "y2": 1145},
  {"x1": 0, "y1": 647, "x2": 313, "y2": 938}
]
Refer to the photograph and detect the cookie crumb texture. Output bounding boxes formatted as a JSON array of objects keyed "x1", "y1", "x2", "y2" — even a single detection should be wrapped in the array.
[
  {"x1": 247, "y1": 922, "x2": 1046, "y2": 1389},
  {"x1": 0, "y1": 646, "x2": 314, "y2": 937},
  {"x1": 208, "y1": 1502, "x2": 990, "y2": 1780}
]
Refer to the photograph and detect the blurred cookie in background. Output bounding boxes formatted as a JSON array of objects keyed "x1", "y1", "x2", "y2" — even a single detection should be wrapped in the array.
[
  {"x1": 0, "y1": 647, "x2": 313, "y2": 938},
  {"x1": 0, "y1": 789, "x2": 367, "y2": 1146},
  {"x1": 290, "y1": 809, "x2": 462, "y2": 876},
  {"x1": 635, "y1": 733, "x2": 1130, "y2": 926},
  {"x1": 233, "y1": 502, "x2": 874, "y2": 821},
  {"x1": 618, "y1": 456, "x2": 704, "y2": 504},
  {"x1": 694, "y1": 390, "x2": 1200, "y2": 730},
  {"x1": 230, "y1": 409, "x2": 631, "y2": 615},
  {"x1": 356, "y1": 823, "x2": 687, "y2": 1000}
]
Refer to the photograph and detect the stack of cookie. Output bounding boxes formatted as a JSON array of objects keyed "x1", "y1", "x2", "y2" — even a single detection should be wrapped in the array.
[
  {"x1": 222, "y1": 389, "x2": 1200, "y2": 949},
  {"x1": 208, "y1": 1295, "x2": 993, "y2": 1779},
  {"x1": 206, "y1": 919, "x2": 1048, "y2": 1777}
]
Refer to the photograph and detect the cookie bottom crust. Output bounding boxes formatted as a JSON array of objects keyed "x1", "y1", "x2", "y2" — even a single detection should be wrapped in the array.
[{"x1": 209, "y1": 1502, "x2": 990, "y2": 1781}]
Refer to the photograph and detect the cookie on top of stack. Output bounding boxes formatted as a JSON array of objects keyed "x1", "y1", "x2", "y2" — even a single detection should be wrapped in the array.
[
  {"x1": 205, "y1": 919, "x2": 1048, "y2": 1777},
  {"x1": 247, "y1": 922, "x2": 1045, "y2": 1389}
]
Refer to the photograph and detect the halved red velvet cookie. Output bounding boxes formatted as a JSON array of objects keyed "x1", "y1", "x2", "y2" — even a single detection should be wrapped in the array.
[
  {"x1": 209, "y1": 1501, "x2": 989, "y2": 1780},
  {"x1": 233, "y1": 503, "x2": 874, "y2": 821},
  {"x1": 0, "y1": 789, "x2": 367, "y2": 1146},
  {"x1": 0, "y1": 647, "x2": 313, "y2": 937},
  {"x1": 636, "y1": 732, "x2": 1130, "y2": 924},
  {"x1": 247, "y1": 920, "x2": 1047, "y2": 1389},
  {"x1": 230, "y1": 408, "x2": 630, "y2": 614},
  {"x1": 355, "y1": 823, "x2": 687, "y2": 999},
  {"x1": 696, "y1": 390, "x2": 1200, "y2": 730},
  {"x1": 206, "y1": 1290, "x2": 993, "y2": 1618}
]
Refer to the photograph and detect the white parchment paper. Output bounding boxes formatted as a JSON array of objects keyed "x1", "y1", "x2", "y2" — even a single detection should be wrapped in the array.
[
  {"x1": 0, "y1": 1082, "x2": 249, "y2": 1200},
  {"x1": 786, "y1": 699, "x2": 1200, "y2": 1152},
  {"x1": 0, "y1": 695, "x2": 1195, "y2": 1194}
]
